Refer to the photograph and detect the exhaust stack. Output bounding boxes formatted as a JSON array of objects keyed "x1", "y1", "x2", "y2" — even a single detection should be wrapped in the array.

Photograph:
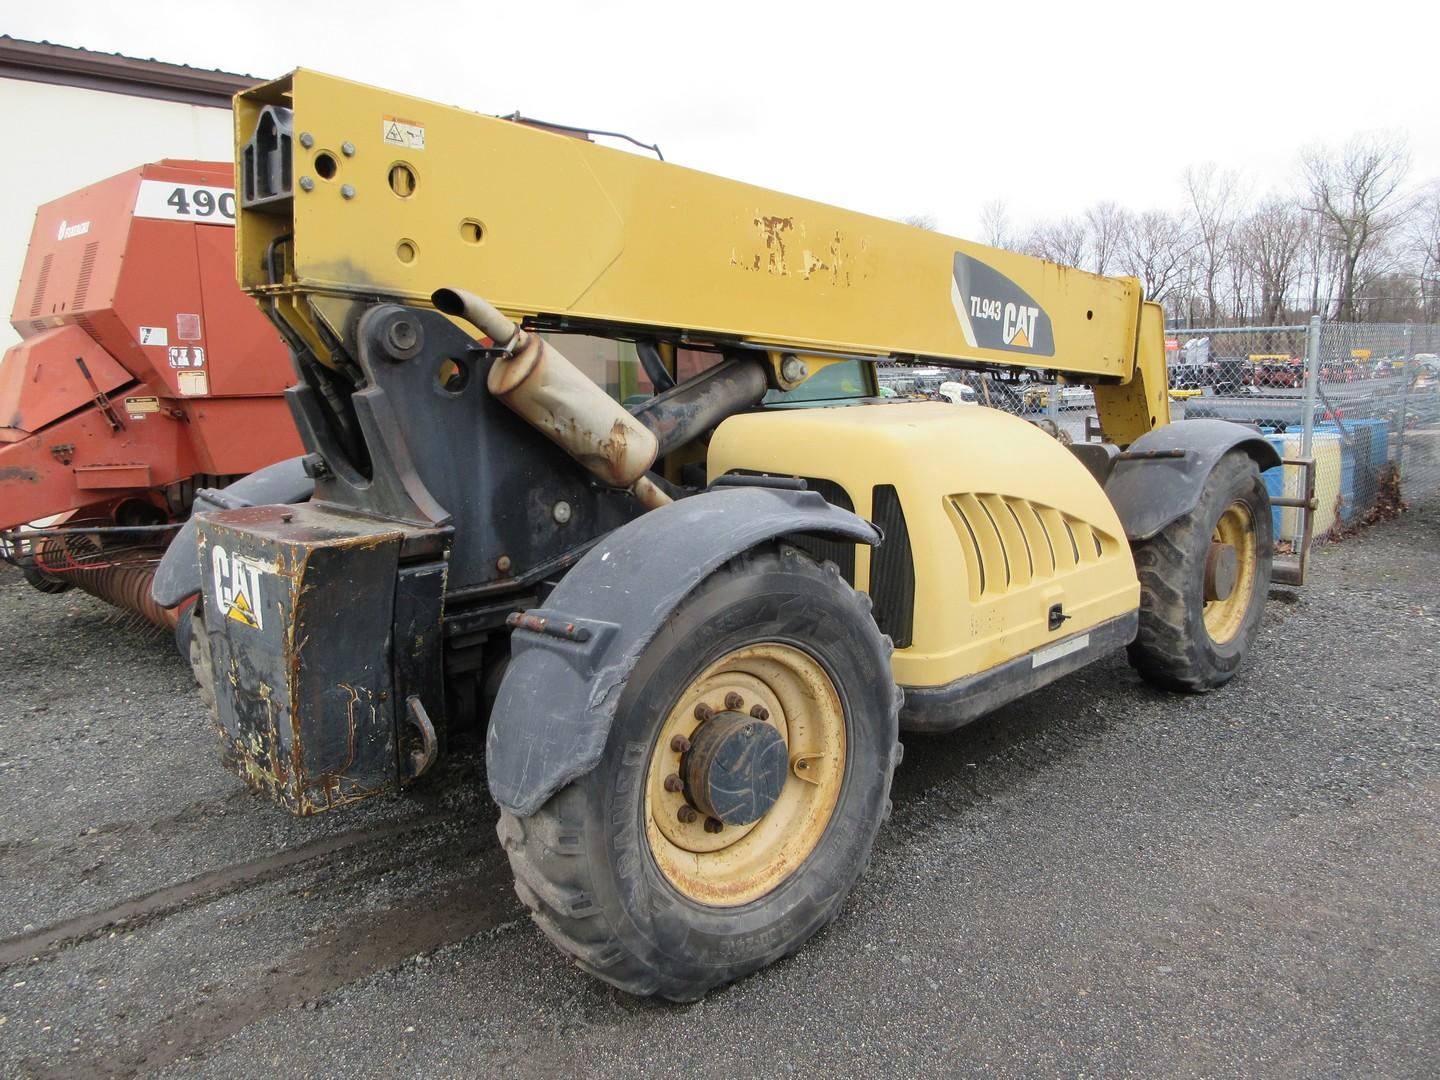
[{"x1": 433, "y1": 288, "x2": 671, "y2": 510}]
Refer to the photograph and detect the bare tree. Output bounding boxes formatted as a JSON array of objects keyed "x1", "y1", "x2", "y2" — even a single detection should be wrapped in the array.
[
  {"x1": 1083, "y1": 202, "x2": 1129, "y2": 276},
  {"x1": 1119, "y1": 209, "x2": 1194, "y2": 304},
  {"x1": 1239, "y1": 197, "x2": 1310, "y2": 323},
  {"x1": 900, "y1": 212, "x2": 938, "y2": 232},
  {"x1": 978, "y1": 199, "x2": 1016, "y2": 250},
  {"x1": 1301, "y1": 133, "x2": 1411, "y2": 322},
  {"x1": 1183, "y1": 163, "x2": 1241, "y2": 322},
  {"x1": 1352, "y1": 269, "x2": 1423, "y2": 322},
  {"x1": 1023, "y1": 216, "x2": 1089, "y2": 268},
  {"x1": 1407, "y1": 181, "x2": 1440, "y2": 320}
]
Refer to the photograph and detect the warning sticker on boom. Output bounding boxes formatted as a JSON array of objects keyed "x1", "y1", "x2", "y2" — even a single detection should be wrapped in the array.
[{"x1": 382, "y1": 116, "x2": 426, "y2": 150}]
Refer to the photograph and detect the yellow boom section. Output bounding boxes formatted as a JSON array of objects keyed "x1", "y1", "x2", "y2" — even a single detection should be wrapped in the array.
[{"x1": 235, "y1": 69, "x2": 1169, "y2": 442}]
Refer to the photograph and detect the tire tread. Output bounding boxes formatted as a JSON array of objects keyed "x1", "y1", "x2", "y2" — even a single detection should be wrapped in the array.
[{"x1": 496, "y1": 545, "x2": 901, "y2": 1000}]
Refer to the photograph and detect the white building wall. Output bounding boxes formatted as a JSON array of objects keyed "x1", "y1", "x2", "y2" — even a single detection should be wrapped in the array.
[{"x1": 0, "y1": 77, "x2": 235, "y2": 349}]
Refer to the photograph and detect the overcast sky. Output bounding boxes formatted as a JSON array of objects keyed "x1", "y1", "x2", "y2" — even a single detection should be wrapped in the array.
[{"x1": 8, "y1": 0, "x2": 1439, "y2": 234}]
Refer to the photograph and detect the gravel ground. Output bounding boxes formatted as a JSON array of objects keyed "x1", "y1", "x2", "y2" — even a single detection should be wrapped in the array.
[{"x1": 1, "y1": 497, "x2": 1436, "y2": 1079}]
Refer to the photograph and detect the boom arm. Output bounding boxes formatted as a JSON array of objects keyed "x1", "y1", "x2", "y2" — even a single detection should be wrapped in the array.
[{"x1": 234, "y1": 69, "x2": 1169, "y2": 444}]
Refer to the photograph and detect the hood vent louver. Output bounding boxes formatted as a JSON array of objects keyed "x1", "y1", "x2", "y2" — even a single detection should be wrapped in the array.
[{"x1": 947, "y1": 494, "x2": 1112, "y2": 603}]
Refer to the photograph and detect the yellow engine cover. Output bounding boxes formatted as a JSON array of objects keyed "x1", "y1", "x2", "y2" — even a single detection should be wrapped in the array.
[{"x1": 707, "y1": 401, "x2": 1141, "y2": 690}]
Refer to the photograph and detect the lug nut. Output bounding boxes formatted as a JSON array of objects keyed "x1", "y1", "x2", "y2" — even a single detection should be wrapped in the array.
[
  {"x1": 670, "y1": 734, "x2": 692, "y2": 753},
  {"x1": 677, "y1": 805, "x2": 698, "y2": 824},
  {"x1": 750, "y1": 705, "x2": 770, "y2": 721},
  {"x1": 663, "y1": 773, "x2": 684, "y2": 793},
  {"x1": 704, "y1": 817, "x2": 724, "y2": 833},
  {"x1": 724, "y1": 692, "x2": 744, "y2": 711},
  {"x1": 694, "y1": 702, "x2": 715, "y2": 723}
]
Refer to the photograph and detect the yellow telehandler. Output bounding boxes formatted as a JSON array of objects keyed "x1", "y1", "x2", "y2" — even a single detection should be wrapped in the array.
[{"x1": 152, "y1": 70, "x2": 1302, "y2": 1000}]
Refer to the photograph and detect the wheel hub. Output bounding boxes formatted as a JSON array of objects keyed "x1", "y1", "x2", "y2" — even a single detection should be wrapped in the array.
[
  {"x1": 643, "y1": 642, "x2": 847, "y2": 907},
  {"x1": 1204, "y1": 540, "x2": 1239, "y2": 601},
  {"x1": 682, "y1": 710, "x2": 788, "y2": 825}
]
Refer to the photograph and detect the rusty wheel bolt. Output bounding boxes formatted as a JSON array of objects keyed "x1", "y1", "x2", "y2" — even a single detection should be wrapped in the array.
[
  {"x1": 663, "y1": 773, "x2": 684, "y2": 793},
  {"x1": 704, "y1": 817, "x2": 724, "y2": 834},
  {"x1": 677, "y1": 805, "x2": 699, "y2": 824},
  {"x1": 694, "y1": 702, "x2": 715, "y2": 723},
  {"x1": 670, "y1": 734, "x2": 692, "y2": 753},
  {"x1": 724, "y1": 691, "x2": 744, "y2": 711},
  {"x1": 750, "y1": 704, "x2": 770, "y2": 721}
]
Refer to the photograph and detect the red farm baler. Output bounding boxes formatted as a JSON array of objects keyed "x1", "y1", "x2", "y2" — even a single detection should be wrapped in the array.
[{"x1": 0, "y1": 160, "x2": 302, "y2": 626}]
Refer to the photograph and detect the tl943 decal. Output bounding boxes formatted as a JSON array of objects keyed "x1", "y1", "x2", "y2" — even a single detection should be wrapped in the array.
[{"x1": 951, "y1": 252, "x2": 1056, "y2": 356}]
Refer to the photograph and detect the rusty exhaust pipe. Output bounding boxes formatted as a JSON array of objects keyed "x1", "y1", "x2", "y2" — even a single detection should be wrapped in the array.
[{"x1": 433, "y1": 287, "x2": 670, "y2": 509}]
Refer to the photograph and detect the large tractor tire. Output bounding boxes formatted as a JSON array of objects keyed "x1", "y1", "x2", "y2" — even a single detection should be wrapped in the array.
[
  {"x1": 497, "y1": 544, "x2": 903, "y2": 1000},
  {"x1": 176, "y1": 601, "x2": 217, "y2": 717},
  {"x1": 1128, "y1": 450, "x2": 1273, "y2": 691}
]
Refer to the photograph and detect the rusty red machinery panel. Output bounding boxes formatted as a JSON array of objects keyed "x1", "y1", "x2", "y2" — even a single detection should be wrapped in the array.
[{"x1": 0, "y1": 161, "x2": 302, "y2": 621}]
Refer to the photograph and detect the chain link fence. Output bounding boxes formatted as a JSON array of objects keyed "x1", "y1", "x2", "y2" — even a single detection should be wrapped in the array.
[
  {"x1": 878, "y1": 318, "x2": 1440, "y2": 551},
  {"x1": 874, "y1": 363, "x2": 1083, "y2": 443},
  {"x1": 1174, "y1": 320, "x2": 1440, "y2": 548}
]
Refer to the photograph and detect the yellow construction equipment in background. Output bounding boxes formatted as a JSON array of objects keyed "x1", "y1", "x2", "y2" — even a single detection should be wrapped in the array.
[{"x1": 153, "y1": 69, "x2": 1285, "y2": 1000}]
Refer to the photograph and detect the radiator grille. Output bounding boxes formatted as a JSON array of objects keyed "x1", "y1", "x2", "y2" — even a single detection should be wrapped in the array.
[
  {"x1": 947, "y1": 493, "x2": 1113, "y2": 602},
  {"x1": 787, "y1": 476, "x2": 857, "y2": 586},
  {"x1": 721, "y1": 471, "x2": 858, "y2": 586},
  {"x1": 869, "y1": 484, "x2": 914, "y2": 648}
]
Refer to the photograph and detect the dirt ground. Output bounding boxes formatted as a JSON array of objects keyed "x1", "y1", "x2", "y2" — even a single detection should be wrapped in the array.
[{"x1": 0, "y1": 498, "x2": 1436, "y2": 1079}]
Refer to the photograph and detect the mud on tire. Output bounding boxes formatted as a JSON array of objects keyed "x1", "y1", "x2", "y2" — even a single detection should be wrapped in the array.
[
  {"x1": 496, "y1": 544, "x2": 903, "y2": 1001},
  {"x1": 1128, "y1": 450, "x2": 1273, "y2": 691}
]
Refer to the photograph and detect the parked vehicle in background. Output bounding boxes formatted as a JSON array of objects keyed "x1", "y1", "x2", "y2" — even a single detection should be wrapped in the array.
[
  {"x1": 936, "y1": 380, "x2": 977, "y2": 405},
  {"x1": 1167, "y1": 362, "x2": 1211, "y2": 391},
  {"x1": 1023, "y1": 383, "x2": 1096, "y2": 410},
  {"x1": 1243, "y1": 355, "x2": 1305, "y2": 389},
  {"x1": 0, "y1": 161, "x2": 302, "y2": 626}
]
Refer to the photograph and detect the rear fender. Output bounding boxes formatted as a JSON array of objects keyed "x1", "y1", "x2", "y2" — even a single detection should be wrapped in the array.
[
  {"x1": 486, "y1": 486, "x2": 880, "y2": 817},
  {"x1": 1105, "y1": 418, "x2": 1281, "y2": 541}
]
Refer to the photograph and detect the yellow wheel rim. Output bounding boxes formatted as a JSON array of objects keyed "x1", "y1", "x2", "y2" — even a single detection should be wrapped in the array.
[
  {"x1": 1203, "y1": 501, "x2": 1258, "y2": 645},
  {"x1": 643, "y1": 643, "x2": 846, "y2": 907}
]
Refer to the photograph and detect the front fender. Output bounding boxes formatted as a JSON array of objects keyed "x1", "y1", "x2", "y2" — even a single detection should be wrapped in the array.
[
  {"x1": 486, "y1": 486, "x2": 880, "y2": 817},
  {"x1": 1105, "y1": 418, "x2": 1281, "y2": 541}
]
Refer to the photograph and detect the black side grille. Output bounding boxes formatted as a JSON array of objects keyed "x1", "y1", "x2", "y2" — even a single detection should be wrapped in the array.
[
  {"x1": 789, "y1": 477, "x2": 857, "y2": 585},
  {"x1": 869, "y1": 484, "x2": 914, "y2": 648},
  {"x1": 721, "y1": 471, "x2": 858, "y2": 585}
]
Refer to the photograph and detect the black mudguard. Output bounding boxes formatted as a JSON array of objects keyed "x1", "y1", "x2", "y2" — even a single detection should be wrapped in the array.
[
  {"x1": 1105, "y1": 418, "x2": 1281, "y2": 542},
  {"x1": 150, "y1": 457, "x2": 315, "y2": 607},
  {"x1": 486, "y1": 486, "x2": 881, "y2": 817}
]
